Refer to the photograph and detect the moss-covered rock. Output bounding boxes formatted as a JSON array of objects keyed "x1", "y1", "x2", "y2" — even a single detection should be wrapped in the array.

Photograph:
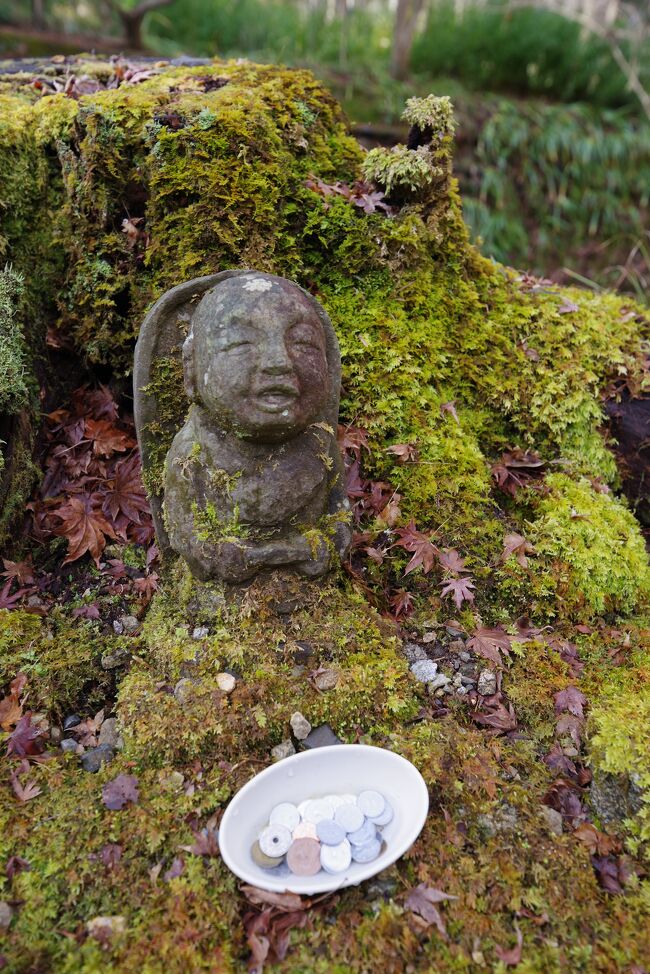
[{"x1": 0, "y1": 60, "x2": 649, "y2": 973}]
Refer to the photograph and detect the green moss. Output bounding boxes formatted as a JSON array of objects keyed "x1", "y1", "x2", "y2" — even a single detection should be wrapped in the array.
[{"x1": 526, "y1": 474, "x2": 650, "y2": 619}]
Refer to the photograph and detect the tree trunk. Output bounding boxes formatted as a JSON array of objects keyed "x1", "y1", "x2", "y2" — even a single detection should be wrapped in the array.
[
  {"x1": 31, "y1": 0, "x2": 46, "y2": 29},
  {"x1": 391, "y1": 0, "x2": 426, "y2": 80}
]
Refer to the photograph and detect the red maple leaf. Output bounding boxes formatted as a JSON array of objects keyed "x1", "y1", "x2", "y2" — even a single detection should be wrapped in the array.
[
  {"x1": 501, "y1": 532, "x2": 535, "y2": 568},
  {"x1": 491, "y1": 448, "x2": 545, "y2": 497},
  {"x1": 10, "y1": 768, "x2": 42, "y2": 803},
  {"x1": 53, "y1": 495, "x2": 117, "y2": 565},
  {"x1": 554, "y1": 686, "x2": 588, "y2": 719},
  {"x1": 6, "y1": 715, "x2": 46, "y2": 758},
  {"x1": 1, "y1": 557, "x2": 35, "y2": 586},
  {"x1": 404, "y1": 884, "x2": 457, "y2": 938},
  {"x1": 440, "y1": 401, "x2": 459, "y2": 424},
  {"x1": 439, "y1": 576, "x2": 475, "y2": 610},
  {"x1": 385, "y1": 442, "x2": 418, "y2": 464},
  {"x1": 103, "y1": 452, "x2": 150, "y2": 524},
  {"x1": 437, "y1": 548, "x2": 467, "y2": 574},
  {"x1": 467, "y1": 627, "x2": 512, "y2": 667},
  {"x1": 84, "y1": 418, "x2": 135, "y2": 457},
  {"x1": 389, "y1": 589, "x2": 414, "y2": 618},
  {"x1": 393, "y1": 521, "x2": 439, "y2": 575},
  {"x1": 102, "y1": 773, "x2": 139, "y2": 810}
]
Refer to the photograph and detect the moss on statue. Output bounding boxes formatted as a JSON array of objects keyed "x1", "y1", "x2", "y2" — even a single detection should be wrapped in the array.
[{"x1": 0, "y1": 61, "x2": 649, "y2": 972}]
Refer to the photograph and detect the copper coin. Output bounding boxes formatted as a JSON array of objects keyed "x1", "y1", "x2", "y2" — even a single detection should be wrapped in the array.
[{"x1": 286, "y1": 838, "x2": 321, "y2": 876}]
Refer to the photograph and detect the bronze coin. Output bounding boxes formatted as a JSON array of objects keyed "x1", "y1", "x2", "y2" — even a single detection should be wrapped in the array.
[
  {"x1": 251, "y1": 840, "x2": 285, "y2": 869},
  {"x1": 286, "y1": 838, "x2": 321, "y2": 876}
]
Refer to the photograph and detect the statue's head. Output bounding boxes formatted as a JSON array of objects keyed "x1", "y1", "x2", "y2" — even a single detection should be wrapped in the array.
[{"x1": 182, "y1": 272, "x2": 332, "y2": 442}]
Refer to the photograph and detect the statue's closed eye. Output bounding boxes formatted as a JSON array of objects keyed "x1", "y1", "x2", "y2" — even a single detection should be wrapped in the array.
[{"x1": 221, "y1": 339, "x2": 255, "y2": 352}]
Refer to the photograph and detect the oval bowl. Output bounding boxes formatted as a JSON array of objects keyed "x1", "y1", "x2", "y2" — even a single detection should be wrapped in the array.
[{"x1": 219, "y1": 744, "x2": 429, "y2": 894}]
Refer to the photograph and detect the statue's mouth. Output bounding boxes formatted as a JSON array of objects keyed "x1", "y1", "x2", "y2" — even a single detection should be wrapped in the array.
[{"x1": 255, "y1": 384, "x2": 299, "y2": 413}]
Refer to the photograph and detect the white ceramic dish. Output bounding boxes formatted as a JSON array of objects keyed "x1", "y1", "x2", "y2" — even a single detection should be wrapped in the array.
[{"x1": 218, "y1": 744, "x2": 429, "y2": 894}]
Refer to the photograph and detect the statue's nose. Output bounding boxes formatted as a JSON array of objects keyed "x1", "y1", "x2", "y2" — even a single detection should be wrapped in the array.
[{"x1": 261, "y1": 336, "x2": 293, "y2": 375}]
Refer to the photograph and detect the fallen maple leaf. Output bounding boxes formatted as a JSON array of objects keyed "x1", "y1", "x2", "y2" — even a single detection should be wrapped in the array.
[
  {"x1": 574, "y1": 822, "x2": 621, "y2": 857},
  {"x1": 491, "y1": 448, "x2": 545, "y2": 497},
  {"x1": 9, "y1": 769, "x2": 41, "y2": 803},
  {"x1": 84, "y1": 418, "x2": 135, "y2": 457},
  {"x1": 467, "y1": 628, "x2": 512, "y2": 667},
  {"x1": 501, "y1": 532, "x2": 535, "y2": 568},
  {"x1": 6, "y1": 714, "x2": 45, "y2": 758},
  {"x1": 438, "y1": 548, "x2": 467, "y2": 574},
  {"x1": 440, "y1": 401, "x2": 459, "y2": 424},
  {"x1": 102, "y1": 773, "x2": 139, "y2": 811},
  {"x1": 0, "y1": 674, "x2": 27, "y2": 731},
  {"x1": 389, "y1": 589, "x2": 414, "y2": 618},
  {"x1": 103, "y1": 452, "x2": 150, "y2": 524},
  {"x1": 1, "y1": 558, "x2": 35, "y2": 586},
  {"x1": 393, "y1": 521, "x2": 439, "y2": 575},
  {"x1": 54, "y1": 495, "x2": 117, "y2": 565},
  {"x1": 495, "y1": 925, "x2": 523, "y2": 966},
  {"x1": 404, "y1": 883, "x2": 457, "y2": 938},
  {"x1": 440, "y1": 576, "x2": 475, "y2": 610},
  {"x1": 183, "y1": 827, "x2": 220, "y2": 857},
  {"x1": 242, "y1": 887, "x2": 308, "y2": 912},
  {"x1": 0, "y1": 578, "x2": 28, "y2": 611},
  {"x1": 472, "y1": 697, "x2": 518, "y2": 733},
  {"x1": 554, "y1": 686, "x2": 587, "y2": 719},
  {"x1": 385, "y1": 442, "x2": 418, "y2": 464},
  {"x1": 6, "y1": 855, "x2": 30, "y2": 879},
  {"x1": 558, "y1": 299, "x2": 579, "y2": 314}
]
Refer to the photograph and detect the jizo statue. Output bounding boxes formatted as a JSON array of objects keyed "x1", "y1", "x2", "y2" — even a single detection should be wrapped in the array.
[{"x1": 134, "y1": 271, "x2": 352, "y2": 582}]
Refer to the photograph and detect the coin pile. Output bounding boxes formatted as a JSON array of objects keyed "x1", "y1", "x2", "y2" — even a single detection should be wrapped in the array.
[{"x1": 251, "y1": 789, "x2": 393, "y2": 876}]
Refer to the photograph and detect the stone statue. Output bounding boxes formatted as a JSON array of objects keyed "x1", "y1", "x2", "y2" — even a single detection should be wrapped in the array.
[{"x1": 134, "y1": 270, "x2": 351, "y2": 582}]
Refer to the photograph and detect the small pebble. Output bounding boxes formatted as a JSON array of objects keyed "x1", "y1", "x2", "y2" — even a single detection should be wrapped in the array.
[
  {"x1": 251, "y1": 840, "x2": 285, "y2": 869},
  {"x1": 173, "y1": 678, "x2": 196, "y2": 706},
  {"x1": 477, "y1": 669, "x2": 497, "y2": 696},
  {"x1": 98, "y1": 717, "x2": 123, "y2": 750},
  {"x1": 428, "y1": 673, "x2": 451, "y2": 691},
  {"x1": 63, "y1": 714, "x2": 81, "y2": 731},
  {"x1": 259, "y1": 824, "x2": 292, "y2": 858},
  {"x1": 80, "y1": 744, "x2": 114, "y2": 773},
  {"x1": 316, "y1": 819, "x2": 346, "y2": 845},
  {"x1": 357, "y1": 790, "x2": 385, "y2": 818},
  {"x1": 61, "y1": 738, "x2": 79, "y2": 753},
  {"x1": 334, "y1": 803, "x2": 364, "y2": 833},
  {"x1": 320, "y1": 839, "x2": 351, "y2": 874},
  {"x1": 290, "y1": 711, "x2": 312, "y2": 740},
  {"x1": 271, "y1": 739, "x2": 295, "y2": 762},
  {"x1": 286, "y1": 838, "x2": 321, "y2": 876},
  {"x1": 269, "y1": 802, "x2": 300, "y2": 832},
  {"x1": 403, "y1": 642, "x2": 427, "y2": 664},
  {"x1": 410, "y1": 659, "x2": 438, "y2": 684},
  {"x1": 120, "y1": 615, "x2": 139, "y2": 634},
  {"x1": 302, "y1": 724, "x2": 342, "y2": 749},
  {"x1": 216, "y1": 672, "x2": 236, "y2": 694},
  {"x1": 192, "y1": 626, "x2": 209, "y2": 640}
]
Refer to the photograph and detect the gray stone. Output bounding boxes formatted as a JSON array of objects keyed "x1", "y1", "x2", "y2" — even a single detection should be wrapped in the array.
[
  {"x1": 290, "y1": 711, "x2": 312, "y2": 740},
  {"x1": 459, "y1": 651, "x2": 471, "y2": 662},
  {"x1": 590, "y1": 770, "x2": 644, "y2": 827},
  {"x1": 216, "y1": 672, "x2": 236, "y2": 693},
  {"x1": 428, "y1": 673, "x2": 451, "y2": 691},
  {"x1": 64, "y1": 714, "x2": 81, "y2": 731},
  {"x1": 120, "y1": 615, "x2": 139, "y2": 635},
  {"x1": 50, "y1": 726, "x2": 62, "y2": 744},
  {"x1": 271, "y1": 739, "x2": 296, "y2": 762},
  {"x1": 102, "y1": 647, "x2": 131, "y2": 670},
  {"x1": 477, "y1": 669, "x2": 497, "y2": 696},
  {"x1": 0, "y1": 901, "x2": 12, "y2": 930},
  {"x1": 447, "y1": 639, "x2": 466, "y2": 654},
  {"x1": 541, "y1": 805, "x2": 564, "y2": 835},
  {"x1": 410, "y1": 659, "x2": 438, "y2": 684},
  {"x1": 477, "y1": 803, "x2": 519, "y2": 837},
  {"x1": 192, "y1": 626, "x2": 209, "y2": 640},
  {"x1": 173, "y1": 678, "x2": 196, "y2": 706},
  {"x1": 98, "y1": 718, "x2": 123, "y2": 751},
  {"x1": 61, "y1": 738, "x2": 80, "y2": 753},
  {"x1": 403, "y1": 642, "x2": 427, "y2": 664},
  {"x1": 81, "y1": 744, "x2": 114, "y2": 773},
  {"x1": 134, "y1": 270, "x2": 352, "y2": 581},
  {"x1": 302, "y1": 724, "x2": 343, "y2": 749}
]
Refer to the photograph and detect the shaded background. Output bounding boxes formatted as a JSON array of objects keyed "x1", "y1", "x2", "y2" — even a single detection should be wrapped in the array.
[{"x1": 1, "y1": 0, "x2": 649, "y2": 297}]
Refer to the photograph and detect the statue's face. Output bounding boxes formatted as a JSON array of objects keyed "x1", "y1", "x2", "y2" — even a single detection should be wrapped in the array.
[{"x1": 189, "y1": 276, "x2": 330, "y2": 441}]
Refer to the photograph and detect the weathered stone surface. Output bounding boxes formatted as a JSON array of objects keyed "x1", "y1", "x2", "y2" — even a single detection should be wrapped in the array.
[
  {"x1": 590, "y1": 770, "x2": 644, "y2": 827},
  {"x1": 302, "y1": 724, "x2": 343, "y2": 749},
  {"x1": 271, "y1": 739, "x2": 296, "y2": 761},
  {"x1": 290, "y1": 711, "x2": 312, "y2": 740},
  {"x1": 98, "y1": 718, "x2": 123, "y2": 751},
  {"x1": 134, "y1": 271, "x2": 352, "y2": 582},
  {"x1": 80, "y1": 744, "x2": 114, "y2": 773}
]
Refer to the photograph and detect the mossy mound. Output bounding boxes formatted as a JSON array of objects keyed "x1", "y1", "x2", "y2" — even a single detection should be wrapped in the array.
[{"x1": 0, "y1": 59, "x2": 649, "y2": 972}]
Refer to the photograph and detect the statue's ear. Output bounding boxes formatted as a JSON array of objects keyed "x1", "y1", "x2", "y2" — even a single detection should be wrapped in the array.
[{"x1": 182, "y1": 330, "x2": 197, "y2": 402}]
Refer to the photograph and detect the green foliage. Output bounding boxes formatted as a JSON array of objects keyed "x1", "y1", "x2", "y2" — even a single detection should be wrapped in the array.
[
  {"x1": 527, "y1": 474, "x2": 650, "y2": 619},
  {"x1": 362, "y1": 144, "x2": 435, "y2": 195},
  {"x1": 0, "y1": 266, "x2": 30, "y2": 416},
  {"x1": 402, "y1": 93, "x2": 455, "y2": 139},
  {"x1": 460, "y1": 99, "x2": 650, "y2": 295},
  {"x1": 411, "y1": 0, "x2": 649, "y2": 112}
]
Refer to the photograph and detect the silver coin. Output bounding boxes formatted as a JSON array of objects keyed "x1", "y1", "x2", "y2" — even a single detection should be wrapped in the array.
[
  {"x1": 334, "y1": 803, "x2": 364, "y2": 833},
  {"x1": 320, "y1": 838, "x2": 352, "y2": 874},
  {"x1": 269, "y1": 802, "x2": 300, "y2": 832},
  {"x1": 303, "y1": 798, "x2": 334, "y2": 825},
  {"x1": 351, "y1": 837, "x2": 381, "y2": 863},
  {"x1": 369, "y1": 800, "x2": 394, "y2": 827},
  {"x1": 357, "y1": 790, "x2": 385, "y2": 818},
  {"x1": 259, "y1": 823, "x2": 292, "y2": 857},
  {"x1": 348, "y1": 817, "x2": 377, "y2": 847},
  {"x1": 316, "y1": 818, "x2": 346, "y2": 845}
]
